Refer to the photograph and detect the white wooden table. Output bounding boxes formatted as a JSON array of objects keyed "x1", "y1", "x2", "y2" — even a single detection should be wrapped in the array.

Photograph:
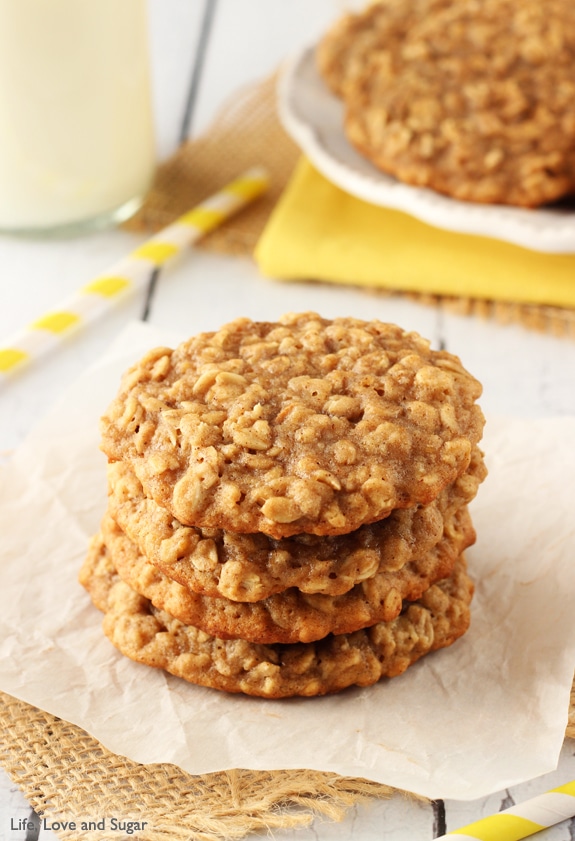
[{"x1": 1, "y1": 2, "x2": 575, "y2": 839}]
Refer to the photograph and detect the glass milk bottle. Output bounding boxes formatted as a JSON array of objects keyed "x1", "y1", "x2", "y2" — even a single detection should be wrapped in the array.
[{"x1": 0, "y1": 0, "x2": 156, "y2": 235}]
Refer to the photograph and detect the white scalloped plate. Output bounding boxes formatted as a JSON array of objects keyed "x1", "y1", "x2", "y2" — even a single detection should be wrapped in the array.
[{"x1": 277, "y1": 46, "x2": 575, "y2": 254}]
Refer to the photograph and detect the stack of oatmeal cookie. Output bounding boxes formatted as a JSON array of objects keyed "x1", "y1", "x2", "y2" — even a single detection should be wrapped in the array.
[
  {"x1": 80, "y1": 313, "x2": 486, "y2": 698},
  {"x1": 317, "y1": 0, "x2": 575, "y2": 207}
]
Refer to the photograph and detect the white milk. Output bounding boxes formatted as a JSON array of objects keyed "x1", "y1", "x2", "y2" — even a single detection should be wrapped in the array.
[{"x1": 0, "y1": 0, "x2": 156, "y2": 233}]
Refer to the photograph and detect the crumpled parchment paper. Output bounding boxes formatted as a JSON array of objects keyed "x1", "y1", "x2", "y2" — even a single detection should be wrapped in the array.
[{"x1": 1, "y1": 321, "x2": 574, "y2": 801}]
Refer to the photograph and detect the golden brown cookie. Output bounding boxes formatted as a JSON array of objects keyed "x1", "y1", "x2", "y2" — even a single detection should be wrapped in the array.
[
  {"x1": 92, "y1": 508, "x2": 475, "y2": 644},
  {"x1": 80, "y1": 542, "x2": 474, "y2": 698},
  {"x1": 316, "y1": 0, "x2": 449, "y2": 97},
  {"x1": 106, "y1": 448, "x2": 485, "y2": 601},
  {"x1": 344, "y1": 0, "x2": 575, "y2": 207},
  {"x1": 100, "y1": 313, "x2": 484, "y2": 539}
]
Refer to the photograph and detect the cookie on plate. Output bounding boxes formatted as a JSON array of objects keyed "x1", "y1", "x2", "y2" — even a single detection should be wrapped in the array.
[
  {"x1": 100, "y1": 313, "x2": 484, "y2": 539},
  {"x1": 344, "y1": 0, "x2": 575, "y2": 206},
  {"x1": 80, "y1": 538, "x2": 474, "y2": 698}
]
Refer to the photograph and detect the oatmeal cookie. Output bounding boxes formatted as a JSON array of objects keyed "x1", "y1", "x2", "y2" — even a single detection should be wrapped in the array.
[
  {"x1": 94, "y1": 509, "x2": 474, "y2": 644},
  {"x1": 100, "y1": 313, "x2": 484, "y2": 539},
  {"x1": 107, "y1": 448, "x2": 485, "y2": 601},
  {"x1": 81, "y1": 543, "x2": 473, "y2": 698},
  {"x1": 316, "y1": 0, "x2": 449, "y2": 98},
  {"x1": 344, "y1": 0, "x2": 575, "y2": 206}
]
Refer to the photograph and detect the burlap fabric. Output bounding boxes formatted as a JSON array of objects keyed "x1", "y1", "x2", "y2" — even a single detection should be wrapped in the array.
[
  {"x1": 124, "y1": 73, "x2": 575, "y2": 339},
  {"x1": 0, "y1": 691, "x2": 401, "y2": 841},
  {"x1": 2, "y1": 74, "x2": 575, "y2": 841},
  {"x1": 1, "y1": 689, "x2": 573, "y2": 841}
]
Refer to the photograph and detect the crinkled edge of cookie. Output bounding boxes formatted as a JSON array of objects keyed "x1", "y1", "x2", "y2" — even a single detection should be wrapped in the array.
[
  {"x1": 81, "y1": 548, "x2": 473, "y2": 698},
  {"x1": 107, "y1": 447, "x2": 486, "y2": 602},
  {"x1": 91, "y1": 506, "x2": 474, "y2": 644}
]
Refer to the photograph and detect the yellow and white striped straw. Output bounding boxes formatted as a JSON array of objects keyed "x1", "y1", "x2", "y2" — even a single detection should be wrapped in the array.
[
  {"x1": 0, "y1": 165, "x2": 269, "y2": 383},
  {"x1": 436, "y1": 780, "x2": 575, "y2": 840}
]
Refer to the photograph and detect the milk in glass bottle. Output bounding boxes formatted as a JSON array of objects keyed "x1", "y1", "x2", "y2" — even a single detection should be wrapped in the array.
[{"x1": 0, "y1": 0, "x2": 156, "y2": 235}]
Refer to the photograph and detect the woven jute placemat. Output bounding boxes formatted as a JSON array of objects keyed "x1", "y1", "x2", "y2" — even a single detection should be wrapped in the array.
[
  {"x1": 124, "y1": 73, "x2": 575, "y2": 339},
  {"x1": 1, "y1": 689, "x2": 573, "y2": 841},
  {"x1": 0, "y1": 690, "x2": 399, "y2": 841}
]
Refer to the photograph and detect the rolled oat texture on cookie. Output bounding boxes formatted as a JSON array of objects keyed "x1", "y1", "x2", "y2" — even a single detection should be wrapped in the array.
[
  {"x1": 322, "y1": 0, "x2": 575, "y2": 206},
  {"x1": 100, "y1": 313, "x2": 485, "y2": 539},
  {"x1": 80, "y1": 539, "x2": 474, "y2": 699},
  {"x1": 95, "y1": 509, "x2": 476, "y2": 644},
  {"x1": 106, "y1": 447, "x2": 486, "y2": 601},
  {"x1": 316, "y1": 0, "x2": 451, "y2": 98}
]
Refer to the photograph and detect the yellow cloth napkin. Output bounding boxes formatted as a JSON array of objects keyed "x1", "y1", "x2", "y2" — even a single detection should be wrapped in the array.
[{"x1": 254, "y1": 157, "x2": 575, "y2": 309}]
